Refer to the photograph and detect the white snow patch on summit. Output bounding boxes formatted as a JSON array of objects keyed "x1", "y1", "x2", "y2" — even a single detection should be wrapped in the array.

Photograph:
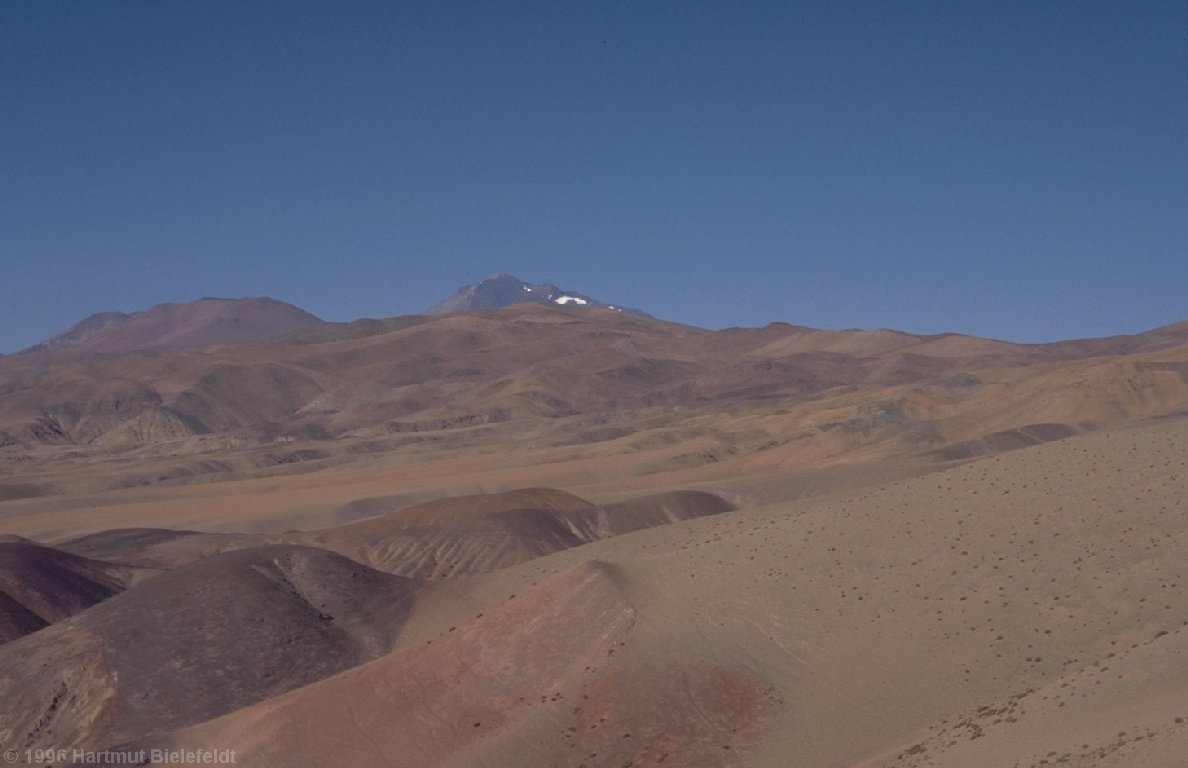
[{"x1": 553, "y1": 296, "x2": 588, "y2": 305}]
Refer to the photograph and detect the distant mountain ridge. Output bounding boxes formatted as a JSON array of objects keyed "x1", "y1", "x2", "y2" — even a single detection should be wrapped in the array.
[
  {"x1": 2, "y1": 297, "x2": 1186, "y2": 454},
  {"x1": 425, "y1": 273, "x2": 648, "y2": 317},
  {"x1": 22, "y1": 297, "x2": 325, "y2": 355}
]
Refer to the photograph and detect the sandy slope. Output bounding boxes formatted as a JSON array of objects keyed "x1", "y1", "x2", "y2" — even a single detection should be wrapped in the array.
[{"x1": 470, "y1": 417, "x2": 1187, "y2": 766}]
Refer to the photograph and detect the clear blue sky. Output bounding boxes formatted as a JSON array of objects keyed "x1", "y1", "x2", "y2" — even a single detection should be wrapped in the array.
[{"x1": 2, "y1": 1, "x2": 1185, "y2": 352}]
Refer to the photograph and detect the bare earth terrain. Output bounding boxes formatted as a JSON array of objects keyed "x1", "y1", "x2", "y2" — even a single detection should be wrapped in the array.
[{"x1": 1, "y1": 300, "x2": 1186, "y2": 767}]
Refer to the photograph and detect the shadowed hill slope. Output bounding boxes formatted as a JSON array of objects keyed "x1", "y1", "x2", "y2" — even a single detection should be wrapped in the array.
[
  {"x1": 0, "y1": 538, "x2": 145, "y2": 644},
  {"x1": 0, "y1": 545, "x2": 417, "y2": 751}
]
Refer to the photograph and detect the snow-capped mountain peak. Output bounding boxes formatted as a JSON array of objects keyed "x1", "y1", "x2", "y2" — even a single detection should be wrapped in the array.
[{"x1": 424, "y1": 273, "x2": 647, "y2": 316}]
